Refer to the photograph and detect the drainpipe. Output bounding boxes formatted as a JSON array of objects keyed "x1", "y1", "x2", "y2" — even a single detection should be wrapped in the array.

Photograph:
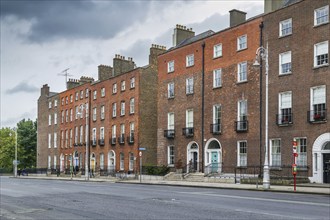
[
  {"x1": 259, "y1": 21, "x2": 264, "y2": 178},
  {"x1": 201, "y1": 41, "x2": 205, "y2": 173}
]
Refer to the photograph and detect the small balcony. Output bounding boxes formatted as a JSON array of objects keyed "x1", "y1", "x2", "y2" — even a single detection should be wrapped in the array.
[
  {"x1": 308, "y1": 109, "x2": 327, "y2": 123},
  {"x1": 164, "y1": 130, "x2": 175, "y2": 139},
  {"x1": 118, "y1": 134, "x2": 125, "y2": 145},
  {"x1": 110, "y1": 137, "x2": 116, "y2": 146},
  {"x1": 210, "y1": 124, "x2": 221, "y2": 134},
  {"x1": 128, "y1": 134, "x2": 134, "y2": 144},
  {"x1": 91, "y1": 139, "x2": 97, "y2": 147},
  {"x1": 182, "y1": 127, "x2": 194, "y2": 137},
  {"x1": 235, "y1": 121, "x2": 248, "y2": 132},
  {"x1": 276, "y1": 113, "x2": 293, "y2": 126},
  {"x1": 98, "y1": 138, "x2": 105, "y2": 146}
]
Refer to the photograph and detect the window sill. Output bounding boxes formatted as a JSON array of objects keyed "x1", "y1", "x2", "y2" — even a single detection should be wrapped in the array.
[
  {"x1": 279, "y1": 72, "x2": 292, "y2": 77},
  {"x1": 313, "y1": 21, "x2": 329, "y2": 28},
  {"x1": 167, "y1": 71, "x2": 174, "y2": 74},
  {"x1": 313, "y1": 64, "x2": 329, "y2": 69},
  {"x1": 168, "y1": 97, "x2": 175, "y2": 100},
  {"x1": 130, "y1": 87, "x2": 135, "y2": 90},
  {"x1": 236, "y1": 80, "x2": 248, "y2": 85},
  {"x1": 213, "y1": 86, "x2": 222, "y2": 90},
  {"x1": 186, "y1": 64, "x2": 194, "y2": 68},
  {"x1": 213, "y1": 55, "x2": 222, "y2": 60},
  {"x1": 270, "y1": 167, "x2": 282, "y2": 170},
  {"x1": 278, "y1": 33, "x2": 292, "y2": 39},
  {"x1": 129, "y1": 112, "x2": 135, "y2": 115},
  {"x1": 186, "y1": 93, "x2": 194, "y2": 96},
  {"x1": 168, "y1": 164, "x2": 174, "y2": 168},
  {"x1": 237, "y1": 48, "x2": 247, "y2": 52}
]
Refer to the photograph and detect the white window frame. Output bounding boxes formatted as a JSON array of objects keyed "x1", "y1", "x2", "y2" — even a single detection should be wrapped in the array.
[
  {"x1": 120, "y1": 101, "x2": 125, "y2": 116},
  {"x1": 65, "y1": 130, "x2": 68, "y2": 148},
  {"x1": 129, "y1": 122, "x2": 134, "y2": 137},
  {"x1": 75, "y1": 92, "x2": 79, "y2": 101},
  {"x1": 85, "y1": 88, "x2": 89, "y2": 98},
  {"x1": 168, "y1": 112, "x2": 174, "y2": 130},
  {"x1": 237, "y1": 61, "x2": 247, "y2": 82},
  {"x1": 186, "y1": 77, "x2": 194, "y2": 94},
  {"x1": 70, "y1": 95, "x2": 73, "y2": 103},
  {"x1": 129, "y1": 152, "x2": 134, "y2": 171},
  {"x1": 238, "y1": 100, "x2": 247, "y2": 121},
  {"x1": 112, "y1": 103, "x2": 117, "y2": 117},
  {"x1": 130, "y1": 77, "x2": 135, "y2": 88},
  {"x1": 69, "y1": 129, "x2": 72, "y2": 147},
  {"x1": 130, "y1": 98, "x2": 135, "y2": 114},
  {"x1": 120, "y1": 153, "x2": 124, "y2": 170},
  {"x1": 75, "y1": 126, "x2": 78, "y2": 144},
  {"x1": 54, "y1": 113, "x2": 57, "y2": 125},
  {"x1": 48, "y1": 114, "x2": 52, "y2": 126},
  {"x1": 49, "y1": 101, "x2": 52, "y2": 109},
  {"x1": 54, "y1": 132, "x2": 57, "y2": 148},
  {"x1": 70, "y1": 108, "x2": 73, "y2": 122},
  {"x1": 237, "y1": 141, "x2": 247, "y2": 167},
  {"x1": 101, "y1": 87, "x2": 105, "y2": 97},
  {"x1": 113, "y1": 83, "x2": 117, "y2": 94},
  {"x1": 65, "y1": 110, "x2": 68, "y2": 122},
  {"x1": 213, "y1": 44, "x2": 222, "y2": 58},
  {"x1": 80, "y1": 90, "x2": 84, "y2": 99},
  {"x1": 314, "y1": 41, "x2": 329, "y2": 67},
  {"x1": 93, "y1": 107, "x2": 97, "y2": 121},
  {"x1": 48, "y1": 155, "x2": 51, "y2": 169},
  {"x1": 314, "y1": 5, "x2": 329, "y2": 26},
  {"x1": 80, "y1": 126, "x2": 83, "y2": 143},
  {"x1": 213, "y1": 104, "x2": 221, "y2": 133},
  {"x1": 54, "y1": 155, "x2": 57, "y2": 169},
  {"x1": 237, "y1": 35, "x2": 247, "y2": 50},
  {"x1": 168, "y1": 82, "x2": 174, "y2": 98},
  {"x1": 92, "y1": 128, "x2": 96, "y2": 142},
  {"x1": 310, "y1": 85, "x2": 326, "y2": 121},
  {"x1": 101, "y1": 105, "x2": 105, "y2": 120},
  {"x1": 279, "y1": 51, "x2": 292, "y2": 75},
  {"x1": 100, "y1": 153, "x2": 104, "y2": 170},
  {"x1": 270, "y1": 139, "x2": 281, "y2": 167},
  {"x1": 279, "y1": 18, "x2": 292, "y2": 37},
  {"x1": 100, "y1": 127, "x2": 104, "y2": 140},
  {"x1": 54, "y1": 99, "x2": 57, "y2": 107},
  {"x1": 295, "y1": 137, "x2": 307, "y2": 167},
  {"x1": 48, "y1": 133, "x2": 51, "y2": 148},
  {"x1": 279, "y1": 91, "x2": 292, "y2": 114},
  {"x1": 112, "y1": 125, "x2": 116, "y2": 139},
  {"x1": 213, "y1": 68, "x2": 222, "y2": 88},
  {"x1": 186, "y1": 54, "x2": 194, "y2": 67},
  {"x1": 168, "y1": 60, "x2": 175, "y2": 73},
  {"x1": 121, "y1": 81, "x2": 126, "y2": 91},
  {"x1": 186, "y1": 109, "x2": 194, "y2": 128},
  {"x1": 93, "y1": 90, "x2": 97, "y2": 100},
  {"x1": 168, "y1": 145, "x2": 175, "y2": 166}
]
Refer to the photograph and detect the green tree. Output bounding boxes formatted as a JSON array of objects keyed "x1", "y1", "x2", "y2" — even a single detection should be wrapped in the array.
[
  {"x1": 17, "y1": 119, "x2": 37, "y2": 169},
  {"x1": 0, "y1": 127, "x2": 16, "y2": 170}
]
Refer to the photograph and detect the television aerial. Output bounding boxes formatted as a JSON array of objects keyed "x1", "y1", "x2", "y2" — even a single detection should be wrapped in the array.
[{"x1": 57, "y1": 68, "x2": 73, "y2": 89}]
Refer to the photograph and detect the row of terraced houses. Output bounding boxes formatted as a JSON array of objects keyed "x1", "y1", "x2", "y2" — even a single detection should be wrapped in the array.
[{"x1": 37, "y1": 0, "x2": 330, "y2": 183}]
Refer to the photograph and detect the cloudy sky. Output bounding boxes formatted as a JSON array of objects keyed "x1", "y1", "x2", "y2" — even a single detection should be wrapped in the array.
[{"x1": 0, "y1": 0, "x2": 264, "y2": 128}]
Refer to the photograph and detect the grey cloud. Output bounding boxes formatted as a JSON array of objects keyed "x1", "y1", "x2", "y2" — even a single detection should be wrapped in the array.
[
  {"x1": 6, "y1": 81, "x2": 39, "y2": 94},
  {"x1": 120, "y1": 39, "x2": 152, "y2": 67},
  {"x1": 0, "y1": 0, "x2": 156, "y2": 42}
]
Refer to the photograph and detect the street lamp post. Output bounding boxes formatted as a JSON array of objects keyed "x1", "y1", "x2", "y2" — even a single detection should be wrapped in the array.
[
  {"x1": 10, "y1": 128, "x2": 18, "y2": 178},
  {"x1": 253, "y1": 42, "x2": 270, "y2": 190}
]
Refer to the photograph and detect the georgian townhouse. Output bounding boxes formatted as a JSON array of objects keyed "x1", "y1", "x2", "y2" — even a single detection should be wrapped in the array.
[
  {"x1": 157, "y1": 12, "x2": 263, "y2": 174},
  {"x1": 263, "y1": 0, "x2": 330, "y2": 183},
  {"x1": 37, "y1": 85, "x2": 60, "y2": 170},
  {"x1": 37, "y1": 45, "x2": 165, "y2": 176}
]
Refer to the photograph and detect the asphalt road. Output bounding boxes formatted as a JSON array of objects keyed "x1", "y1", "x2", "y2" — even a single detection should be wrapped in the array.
[{"x1": 1, "y1": 176, "x2": 329, "y2": 220}]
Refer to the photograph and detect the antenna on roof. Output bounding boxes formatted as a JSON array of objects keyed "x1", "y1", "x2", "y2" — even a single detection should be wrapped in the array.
[{"x1": 57, "y1": 68, "x2": 73, "y2": 89}]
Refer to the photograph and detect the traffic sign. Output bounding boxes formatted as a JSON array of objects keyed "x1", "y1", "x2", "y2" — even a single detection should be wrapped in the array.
[
  {"x1": 139, "y1": 147, "x2": 146, "y2": 151},
  {"x1": 13, "y1": 160, "x2": 20, "y2": 165}
]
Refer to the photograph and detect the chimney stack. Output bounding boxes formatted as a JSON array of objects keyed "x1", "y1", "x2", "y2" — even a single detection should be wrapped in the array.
[
  {"x1": 40, "y1": 84, "x2": 50, "y2": 96},
  {"x1": 98, "y1": 65, "x2": 113, "y2": 81},
  {"x1": 67, "y1": 78, "x2": 80, "y2": 89},
  {"x1": 149, "y1": 44, "x2": 167, "y2": 66},
  {"x1": 113, "y1": 54, "x2": 135, "y2": 76},
  {"x1": 172, "y1": 24, "x2": 195, "y2": 47},
  {"x1": 229, "y1": 9, "x2": 247, "y2": 27}
]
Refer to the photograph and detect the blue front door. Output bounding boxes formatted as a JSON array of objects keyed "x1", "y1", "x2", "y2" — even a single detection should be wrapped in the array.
[{"x1": 211, "y1": 152, "x2": 218, "y2": 173}]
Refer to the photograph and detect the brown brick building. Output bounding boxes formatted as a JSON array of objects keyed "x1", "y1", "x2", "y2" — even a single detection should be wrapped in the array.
[
  {"x1": 37, "y1": 45, "x2": 165, "y2": 176},
  {"x1": 157, "y1": 12, "x2": 263, "y2": 174},
  {"x1": 263, "y1": 0, "x2": 330, "y2": 183}
]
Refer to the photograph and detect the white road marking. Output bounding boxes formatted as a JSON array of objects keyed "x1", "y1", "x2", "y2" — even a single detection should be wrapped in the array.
[{"x1": 178, "y1": 191, "x2": 330, "y2": 207}]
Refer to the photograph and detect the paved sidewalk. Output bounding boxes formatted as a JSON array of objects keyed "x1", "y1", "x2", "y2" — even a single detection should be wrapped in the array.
[{"x1": 13, "y1": 175, "x2": 330, "y2": 195}]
